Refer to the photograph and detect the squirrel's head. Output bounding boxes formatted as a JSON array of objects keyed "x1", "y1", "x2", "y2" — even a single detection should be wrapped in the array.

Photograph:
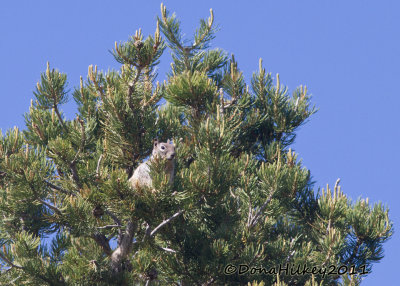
[{"x1": 153, "y1": 139, "x2": 175, "y2": 161}]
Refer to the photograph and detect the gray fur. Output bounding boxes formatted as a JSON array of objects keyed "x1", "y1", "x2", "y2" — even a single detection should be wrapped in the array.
[{"x1": 129, "y1": 139, "x2": 175, "y2": 188}]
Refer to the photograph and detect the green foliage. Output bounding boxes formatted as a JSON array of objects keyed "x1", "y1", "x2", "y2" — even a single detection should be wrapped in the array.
[
  {"x1": 0, "y1": 3, "x2": 392, "y2": 286},
  {"x1": 33, "y1": 62, "x2": 69, "y2": 110},
  {"x1": 165, "y1": 70, "x2": 218, "y2": 115}
]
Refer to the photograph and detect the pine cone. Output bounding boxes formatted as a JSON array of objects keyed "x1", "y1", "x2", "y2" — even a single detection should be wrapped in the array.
[
  {"x1": 134, "y1": 40, "x2": 144, "y2": 50},
  {"x1": 145, "y1": 268, "x2": 158, "y2": 280},
  {"x1": 92, "y1": 205, "x2": 104, "y2": 218}
]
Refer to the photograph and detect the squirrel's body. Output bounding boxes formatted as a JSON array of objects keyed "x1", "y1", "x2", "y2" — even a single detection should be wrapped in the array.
[{"x1": 129, "y1": 139, "x2": 175, "y2": 188}]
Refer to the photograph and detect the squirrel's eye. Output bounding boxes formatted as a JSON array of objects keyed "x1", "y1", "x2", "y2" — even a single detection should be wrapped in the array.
[{"x1": 161, "y1": 146, "x2": 165, "y2": 150}]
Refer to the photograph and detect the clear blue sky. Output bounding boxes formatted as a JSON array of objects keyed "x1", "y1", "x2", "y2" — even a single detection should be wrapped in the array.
[{"x1": 1, "y1": 1, "x2": 398, "y2": 284}]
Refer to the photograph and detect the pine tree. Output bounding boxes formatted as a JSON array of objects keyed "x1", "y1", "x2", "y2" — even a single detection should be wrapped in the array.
[{"x1": 0, "y1": 4, "x2": 392, "y2": 285}]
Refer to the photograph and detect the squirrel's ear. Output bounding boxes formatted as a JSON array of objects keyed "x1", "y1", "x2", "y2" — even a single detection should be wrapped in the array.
[{"x1": 153, "y1": 138, "x2": 158, "y2": 146}]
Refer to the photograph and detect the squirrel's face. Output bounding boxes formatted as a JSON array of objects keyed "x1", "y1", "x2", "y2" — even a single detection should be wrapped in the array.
[{"x1": 153, "y1": 140, "x2": 175, "y2": 161}]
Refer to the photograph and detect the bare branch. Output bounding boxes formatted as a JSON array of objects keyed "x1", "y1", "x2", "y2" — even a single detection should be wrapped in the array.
[
  {"x1": 111, "y1": 221, "x2": 137, "y2": 273},
  {"x1": 142, "y1": 222, "x2": 151, "y2": 242},
  {"x1": 104, "y1": 210, "x2": 122, "y2": 226},
  {"x1": 285, "y1": 250, "x2": 296, "y2": 264},
  {"x1": 97, "y1": 225, "x2": 122, "y2": 229},
  {"x1": 0, "y1": 251, "x2": 62, "y2": 285},
  {"x1": 45, "y1": 180, "x2": 75, "y2": 196},
  {"x1": 0, "y1": 252, "x2": 23, "y2": 270},
  {"x1": 69, "y1": 162, "x2": 82, "y2": 189},
  {"x1": 96, "y1": 154, "x2": 103, "y2": 178},
  {"x1": 8, "y1": 275, "x2": 22, "y2": 284},
  {"x1": 92, "y1": 233, "x2": 112, "y2": 256},
  {"x1": 150, "y1": 210, "x2": 184, "y2": 237},
  {"x1": 37, "y1": 198, "x2": 62, "y2": 215},
  {"x1": 158, "y1": 246, "x2": 176, "y2": 253},
  {"x1": 104, "y1": 209, "x2": 123, "y2": 245},
  {"x1": 223, "y1": 98, "x2": 237, "y2": 110},
  {"x1": 247, "y1": 199, "x2": 252, "y2": 227},
  {"x1": 248, "y1": 191, "x2": 275, "y2": 228},
  {"x1": 202, "y1": 277, "x2": 216, "y2": 286}
]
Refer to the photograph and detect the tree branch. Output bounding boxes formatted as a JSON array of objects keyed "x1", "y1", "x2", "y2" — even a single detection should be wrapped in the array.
[
  {"x1": 53, "y1": 104, "x2": 67, "y2": 132},
  {"x1": 73, "y1": 117, "x2": 86, "y2": 163},
  {"x1": 248, "y1": 191, "x2": 275, "y2": 228},
  {"x1": 104, "y1": 209, "x2": 123, "y2": 244},
  {"x1": 157, "y1": 246, "x2": 176, "y2": 253},
  {"x1": 96, "y1": 154, "x2": 103, "y2": 178},
  {"x1": 143, "y1": 222, "x2": 151, "y2": 242},
  {"x1": 202, "y1": 277, "x2": 216, "y2": 286},
  {"x1": 69, "y1": 161, "x2": 82, "y2": 189},
  {"x1": 67, "y1": 118, "x2": 85, "y2": 189},
  {"x1": 45, "y1": 180, "x2": 75, "y2": 196},
  {"x1": 37, "y1": 198, "x2": 62, "y2": 215},
  {"x1": 0, "y1": 252, "x2": 23, "y2": 270},
  {"x1": 111, "y1": 221, "x2": 137, "y2": 273},
  {"x1": 104, "y1": 210, "x2": 122, "y2": 227},
  {"x1": 0, "y1": 251, "x2": 65, "y2": 285},
  {"x1": 246, "y1": 199, "x2": 252, "y2": 227},
  {"x1": 127, "y1": 68, "x2": 142, "y2": 111},
  {"x1": 97, "y1": 225, "x2": 121, "y2": 229},
  {"x1": 150, "y1": 210, "x2": 184, "y2": 237},
  {"x1": 92, "y1": 232, "x2": 112, "y2": 256}
]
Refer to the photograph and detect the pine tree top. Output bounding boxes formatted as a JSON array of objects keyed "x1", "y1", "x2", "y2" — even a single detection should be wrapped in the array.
[{"x1": 0, "y1": 3, "x2": 392, "y2": 285}]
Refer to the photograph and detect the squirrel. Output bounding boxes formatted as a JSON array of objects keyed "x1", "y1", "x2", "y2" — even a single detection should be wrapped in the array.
[{"x1": 129, "y1": 139, "x2": 175, "y2": 189}]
